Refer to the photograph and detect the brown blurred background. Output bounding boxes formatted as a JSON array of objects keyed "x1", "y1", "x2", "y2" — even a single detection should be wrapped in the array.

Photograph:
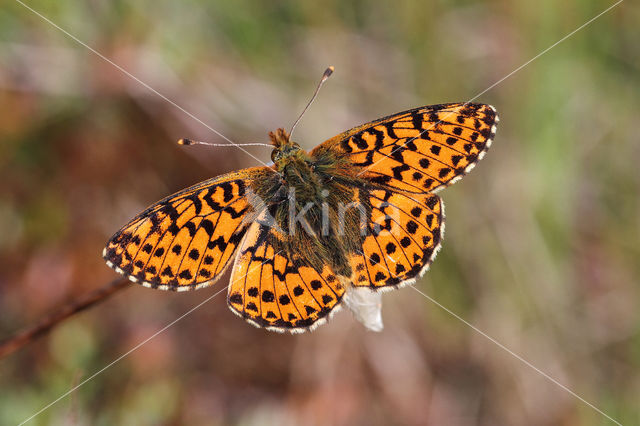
[{"x1": 1, "y1": 1, "x2": 638, "y2": 425}]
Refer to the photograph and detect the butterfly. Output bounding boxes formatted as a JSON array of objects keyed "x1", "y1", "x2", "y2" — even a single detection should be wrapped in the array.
[{"x1": 104, "y1": 102, "x2": 498, "y2": 333}]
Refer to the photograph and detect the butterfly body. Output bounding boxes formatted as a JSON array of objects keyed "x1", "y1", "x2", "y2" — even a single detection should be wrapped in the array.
[
  {"x1": 104, "y1": 102, "x2": 498, "y2": 332},
  {"x1": 254, "y1": 128, "x2": 369, "y2": 276}
]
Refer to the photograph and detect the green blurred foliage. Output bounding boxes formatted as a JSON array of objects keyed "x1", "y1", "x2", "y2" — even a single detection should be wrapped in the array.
[{"x1": 1, "y1": 0, "x2": 638, "y2": 425}]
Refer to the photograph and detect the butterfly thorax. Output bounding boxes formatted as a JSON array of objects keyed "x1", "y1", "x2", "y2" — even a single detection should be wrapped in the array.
[{"x1": 259, "y1": 128, "x2": 367, "y2": 276}]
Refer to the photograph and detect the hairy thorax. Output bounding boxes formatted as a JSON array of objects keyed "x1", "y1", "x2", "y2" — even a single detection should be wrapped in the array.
[{"x1": 248, "y1": 129, "x2": 369, "y2": 277}]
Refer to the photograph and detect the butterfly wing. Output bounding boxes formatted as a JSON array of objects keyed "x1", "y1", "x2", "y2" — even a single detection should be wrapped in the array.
[
  {"x1": 348, "y1": 188, "x2": 443, "y2": 290},
  {"x1": 104, "y1": 167, "x2": 275, "y2": 291},
  {"x1": 227, "y1": 211, "x2": 346, "y2": 332},
  {"x1": 312, "y1": 103, "x2": 498, "y2": 193},
  {"x1": 311, "y1": 103, "x2": 497, "y2": 291}
]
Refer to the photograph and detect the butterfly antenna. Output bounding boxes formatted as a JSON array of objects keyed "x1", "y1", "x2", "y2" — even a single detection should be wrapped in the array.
[
  {"x1": 289, "y1": 66, "x2": 334, "y2": 139},
  {"x1": 178, "y1": 139, "x2": 272, "y2": 148}
]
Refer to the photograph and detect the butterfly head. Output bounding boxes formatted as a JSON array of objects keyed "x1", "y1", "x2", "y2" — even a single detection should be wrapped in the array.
[{"x1": 269, "y1": 128, "x2": 304, "y2": 165}]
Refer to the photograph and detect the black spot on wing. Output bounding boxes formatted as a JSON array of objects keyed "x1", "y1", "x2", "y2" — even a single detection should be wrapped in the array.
[
  {"x1": 201, "y1": 219, "x2": 215, "y2": 237},
  {"x1": 202, "y1": 187, "x2": 221, "y2": 211},
  {"x1": 187, "y1": 193, "x2": 202, "y2": 215},
  {"x1": 220, "y1": 182, "x2": 234, "y2": 203},
  {"x1": 262, "y1": 290, "x2": 275, "y2": 302}
]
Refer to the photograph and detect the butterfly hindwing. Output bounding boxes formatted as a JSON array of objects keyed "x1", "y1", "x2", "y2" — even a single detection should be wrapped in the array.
[
  {"x1": 104, "y1": 167, "x2": 274, "y2": 291},
  {"x1": 349, "y1": 189, "x2": 444, "y2": 290},
  {"x1": 228, "y1": 212, "x2": 346, "y2": 332},
  {"x1": 312, "y1": 103, "x2": 498, "y2": 193}
]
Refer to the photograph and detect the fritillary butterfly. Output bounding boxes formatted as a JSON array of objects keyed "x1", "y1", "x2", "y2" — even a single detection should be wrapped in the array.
[{"x1": 104, "y1": 101, "x2": 499, "y2": 332}]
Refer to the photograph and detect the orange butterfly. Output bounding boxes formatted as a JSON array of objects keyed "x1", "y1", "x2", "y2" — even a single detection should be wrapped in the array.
[{"x1": 104, "y1": 89, "x2": 498, "y2": 333}]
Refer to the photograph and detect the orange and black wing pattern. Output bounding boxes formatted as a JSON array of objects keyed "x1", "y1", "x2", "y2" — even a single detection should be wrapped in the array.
[
  {"x1": 104, "y1": 99, "x2": 498, "y2": 332},
  {"x1": 348, "y1": 188, "x2": 444, "y2": 290},
  {"x1": 312, "y1": 102, "x2": 497, "y2": 291},
  {"x1": 103, "y1": 167, "x2": 274, "y2": 291},
  {"x1": 227, "y1": 212, "x2": 346, "y2": 332},
  {"x1": 312, "y1": 103, "x2": 498, "y2": 194}
]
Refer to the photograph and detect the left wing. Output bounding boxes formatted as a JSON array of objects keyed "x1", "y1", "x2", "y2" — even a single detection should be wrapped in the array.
[{"x1": 104, "y1": 167, "x2": 274, "y2": 291}]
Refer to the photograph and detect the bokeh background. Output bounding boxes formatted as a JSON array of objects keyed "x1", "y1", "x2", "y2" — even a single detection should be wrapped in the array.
[{"x1": 1, "y1": 1, "x2": 638, "y2": 425}]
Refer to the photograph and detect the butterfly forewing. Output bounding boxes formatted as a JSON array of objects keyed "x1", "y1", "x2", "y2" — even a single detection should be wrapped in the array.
[
  {"x1": 312, "y1": 103, "x2": 498, "y2": 193},
  {"x1": 104, "y1": 167, "x2": 273, "y2": 291}
]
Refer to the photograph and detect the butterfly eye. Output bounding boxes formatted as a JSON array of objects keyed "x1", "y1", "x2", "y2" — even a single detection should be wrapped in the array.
[{"x1": 271, "y1": 150, "x2": 278, "y2": 162}]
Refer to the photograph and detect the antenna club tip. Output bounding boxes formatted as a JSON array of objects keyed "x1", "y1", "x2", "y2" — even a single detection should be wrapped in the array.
[
  {"x1": 290, "y1": 66, "x2": 335, "y2": 137},
  {"x1": 178, "y1": 138, "x2": 192, "y2": 145},
  {"x1": 324, "y1": 66, "x2": 335, "y2": 77}
]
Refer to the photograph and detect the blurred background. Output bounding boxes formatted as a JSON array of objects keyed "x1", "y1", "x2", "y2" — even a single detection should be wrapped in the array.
[{"x1": 1, "y1": 1, "x2": 638, "y2": 425}]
